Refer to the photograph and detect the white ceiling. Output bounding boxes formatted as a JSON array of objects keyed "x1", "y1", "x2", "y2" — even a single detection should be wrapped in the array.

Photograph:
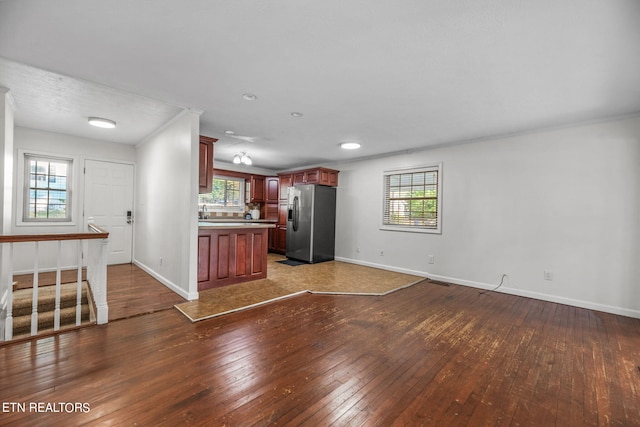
[{"x1": 1, "y1": 0, "x2": 639, "y2": 171}]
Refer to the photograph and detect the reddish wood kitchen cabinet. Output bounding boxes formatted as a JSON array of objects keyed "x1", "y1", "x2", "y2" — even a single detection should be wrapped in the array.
[
  {"x1": 271, "y1": 200, "x2": 289, "y2": 254},
  {"x1": 271, "y1": 168, "x2": 339, "y2": 254},
  {"x1": 278, "y1": 174, "x2": 293, "y2": 201},
  {"x1": 198, "y1": 136, "x2": 217, "y2": 194},
  {"x1": 248, "y1": 175, "x2": 265, "y2": 203},
  {"x1": 272, "y1": 226, "x2": 287, "y2": 255},
  {"x1": 198, "y1": 227, "x2": 269, "y2": 290},
  {"x1": 264, "y1": 176, "x2": 280, "y2": 222},
  {"x1": 266, "y1": 177, "x2": 279, "y2": 203},
  {"x1": 290, "y1": 167, "x2": 339, "y2": 187}
]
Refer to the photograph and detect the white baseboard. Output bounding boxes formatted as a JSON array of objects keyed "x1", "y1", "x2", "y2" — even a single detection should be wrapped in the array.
[
  {"x1": 335, "y1": 256, "x2": 428, "y2": 278},
  {"x1": 427, "y1": 272, "x2": 640, "y2": 320},
  {"x1": 335, "y1": 257, "x2": 640, "y2": 319},
  {"x1": 132, "y1": 259, "x2": 197, "y2": 301}
]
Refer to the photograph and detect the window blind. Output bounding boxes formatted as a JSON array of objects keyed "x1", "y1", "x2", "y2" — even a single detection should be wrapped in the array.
[{"x1": 383, "y1": 165, "x2": 440, "y2": 230}]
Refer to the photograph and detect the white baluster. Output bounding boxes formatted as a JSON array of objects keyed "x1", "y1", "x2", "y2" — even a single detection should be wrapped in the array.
[
  {"x1": 5, "y1": 243, "x2": 14, "y2": 341},
  {"x1": 76, "y1": 240, "x2": 82, "y2": 326},
  {"x1": 31, "y1": 241, "x2": 39, "y2": 336},
  {"x1": 54, "y1": 240, "x2": 61, "y2": 331}
]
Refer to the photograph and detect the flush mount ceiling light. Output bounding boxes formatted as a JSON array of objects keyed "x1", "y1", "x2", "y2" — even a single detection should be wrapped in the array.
[
  {"x1": 340, "y1": 141, "x2": 361, "y2": 150},
  {"x1": 242, "y1": 93, "x2": 257, "y2": 101},
  {"x1": 88, "y1": 117, "x2": 116, "y2": 129},
  {"x1": 233, "y1": 152, "x2": 252, "y2": 165},
  {"x1": 290, "y1": 112, "x2": 304, "y2": 118},
  {"x1": 224, "y1": 130, "x2": 235, "y2": 135}
]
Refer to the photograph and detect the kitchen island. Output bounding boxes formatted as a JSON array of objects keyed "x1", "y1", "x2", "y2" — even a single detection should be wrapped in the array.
[{"x1": 198, "y1": 221, "x2": 276, "y2": 290}]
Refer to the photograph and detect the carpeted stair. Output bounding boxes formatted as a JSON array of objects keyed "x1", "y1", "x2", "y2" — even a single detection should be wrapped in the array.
[{"x1": 11, "y1": 282, "x2": 93, "y2": 338}]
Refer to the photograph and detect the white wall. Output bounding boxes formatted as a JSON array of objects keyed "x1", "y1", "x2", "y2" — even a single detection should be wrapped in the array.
[
  {"x1": 1, "y1": 89, "x2": 15, "y2": 340},
  {"x1": 1, "y1": 89, "x2": 15, "y2": 235},
  {"x1": 11, "y1": 127, "x2": 135, "y2": 273},
  {"x1": 334, "y1": 115, "x2": 640, "y2": 318},
  {"x1": 134, "y1": 110, "x2": 200, "y2": 300}
]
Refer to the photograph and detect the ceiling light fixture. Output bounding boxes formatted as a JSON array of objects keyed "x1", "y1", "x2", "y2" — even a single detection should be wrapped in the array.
[
  {"x1": 233, "y1": 152, "x2": 252, "y2": 165},
  {"x1": 340, "y1": 142, "x2": 361, "y2": 150},
  {"x1": 242, "y1": 93, "x2": 257, "y2": 101},
  {"x1": 88, "y1": 117, "x2": 116, "y2": 129},
  {"x1": 225, "y1": 130, "x2": 235, "y2": 135},
  {"x1": 291, "y1": 112, "x2": 303, "y2": 118}
]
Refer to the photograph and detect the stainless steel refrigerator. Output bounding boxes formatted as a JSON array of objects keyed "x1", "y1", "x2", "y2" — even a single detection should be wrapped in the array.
[{"x1": 286, "y1": 184, "x2": 336, "y2": 263}]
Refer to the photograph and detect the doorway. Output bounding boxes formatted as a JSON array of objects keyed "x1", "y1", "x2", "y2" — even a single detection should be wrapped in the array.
[{"x1": 83, "y1": 160, "x2": 134, "y2": 265}]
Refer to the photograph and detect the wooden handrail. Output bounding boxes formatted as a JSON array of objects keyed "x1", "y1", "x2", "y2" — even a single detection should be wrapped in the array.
[
  {"x1": 0, "y1": 225, "x2": 109, "y2": 243},
  {"x1": 87, "y1": 224, "x2": 109, "y2": 235}
]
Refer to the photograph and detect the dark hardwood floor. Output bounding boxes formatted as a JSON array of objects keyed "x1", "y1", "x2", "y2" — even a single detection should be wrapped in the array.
[
  {"x1": 1, "y1": 280, "x2": 639, "y2": 425},
  {"x1": 105, "y1": 263, "x2": 187, "y2": 321}
]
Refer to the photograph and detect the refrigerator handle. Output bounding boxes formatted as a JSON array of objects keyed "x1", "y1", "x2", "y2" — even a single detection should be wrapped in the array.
[{"x1": 292, "y1": 196, "x2": 299, "y2": 231}]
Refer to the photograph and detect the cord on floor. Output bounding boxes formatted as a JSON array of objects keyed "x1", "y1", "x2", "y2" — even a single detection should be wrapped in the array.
[{"x1": 478, "y1": 274, "x2": 507, "y2": 295}]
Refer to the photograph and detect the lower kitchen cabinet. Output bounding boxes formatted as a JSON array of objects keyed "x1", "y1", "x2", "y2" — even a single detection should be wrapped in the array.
[
  {"x1": 271, "y1": 226, "x2": 287, "y2": 254},
  {"x1": 198, "y1": 227, "x2": 269, "y2": 290}
]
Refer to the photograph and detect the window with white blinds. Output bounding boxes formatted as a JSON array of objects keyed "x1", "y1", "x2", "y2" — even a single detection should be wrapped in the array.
[
  {"x1": 382, "y1": 164, "x2": 442, "y2": 234},
  {"x1": 23, "y1": 154, "x2": 73, "y2": 222}
]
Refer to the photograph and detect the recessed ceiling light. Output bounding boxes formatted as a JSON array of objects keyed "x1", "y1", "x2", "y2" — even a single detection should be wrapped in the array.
[
  {"x1": 290, "y1": 112, "x2": 303, "y2": 118},
  {"x1": 340, "y1": 142, "x2": 361, "y2": 150},
  {"x1": 88, "y1": 117, "x2": 116, "y2": 129},
  {"x1": 242, "y1": 93, "x2": 257, "y2": 101},
  {"x1": 225, "y1": 130, "x2": 235, "y2": 135}
]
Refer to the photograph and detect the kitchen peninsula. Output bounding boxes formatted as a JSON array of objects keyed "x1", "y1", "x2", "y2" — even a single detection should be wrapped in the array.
[{"x1": 198, "y1": 221, "x2": 276, "y2": 290}]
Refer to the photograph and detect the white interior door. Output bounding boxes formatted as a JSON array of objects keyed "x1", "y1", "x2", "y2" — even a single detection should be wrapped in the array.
[{"x1": 84, "y1": 160, "x2": 134, "y2": 265}]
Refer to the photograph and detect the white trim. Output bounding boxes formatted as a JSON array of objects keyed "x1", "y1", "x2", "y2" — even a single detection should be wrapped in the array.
[
  {"x1": 427, "y1": 272, "x2": 640, "y2": 320},
  {"x1": 0, "y1": 87, "x2": 17, "y2": 112},
  {"x1": 200, "y1": 175, "x2": 246, "y2": 212},
  {"x1": 335, "y1": 256, "x2": 428, "y2": 278},
  {"x1": 16, "y1": 148, "x2": 78, "y2": 227},
  {"x1": 380, "y1": 225, "x2": 441, "y2": 234},
  {"x1": 133, "y1": 258, "x2": 197, "y2": 300},
  {"x1": 381, "y1": 162, "x2": 443, "y2": 234},
  {"x1": 336, "y1": 256, "x2": 640, "y2": 319}
]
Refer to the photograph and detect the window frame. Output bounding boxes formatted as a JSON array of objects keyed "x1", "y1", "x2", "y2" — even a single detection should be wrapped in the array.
[
  {"x1": 380, "y1": 163, "x2": 442, "y2": 234},
  {"x1": 20, "y1": 152, "x2": 74, "y2": 224},
  {"x1": 198, "y1": 175, "x2": 246, "y2": 212}
]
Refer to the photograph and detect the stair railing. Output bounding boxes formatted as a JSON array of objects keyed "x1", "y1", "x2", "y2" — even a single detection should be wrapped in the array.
[{"x1": 0, "y1": 224, "x2": 109, "y2": 341}]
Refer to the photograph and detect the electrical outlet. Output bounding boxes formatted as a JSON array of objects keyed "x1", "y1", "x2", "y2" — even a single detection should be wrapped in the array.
[
  {"x1": 160, "y1": 257, "x2": 164, "y2": 267},
  {"x1": 544, "y1": 270, "x2": 553, "y2": 281},
  {"x1": 428, "y1": 255, "x2": 435, "y2": 264}
]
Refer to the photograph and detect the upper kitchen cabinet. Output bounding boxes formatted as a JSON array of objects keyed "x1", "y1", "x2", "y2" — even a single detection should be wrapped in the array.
[
  {"x1": 265, "y1": 176, "x2": 279, "y2": 221},
  {"x1": 248, "y1": 175, "x2": 265, "y2": 203},
  {"x1": 278, "y1": 174, "x2": 293, "y2": 201},
  {"x1": 198, "y1": 136, "x2": 218, "y2": 194},
  {"x1": 287, "y1": 167, "x2": 339, "y2": 187},
  {"x1": 266, "y1": 177, "x2": 279, "y2": 203}
]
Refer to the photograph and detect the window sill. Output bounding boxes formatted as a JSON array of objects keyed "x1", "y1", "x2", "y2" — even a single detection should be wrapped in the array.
[
  {"x1": 16, "y1": 221, "x2": 77, "y2": 228},
  {"x1": 209, "y1": 207, "x2": 244, "y2": 212},
  {"x1": 380, "y1": 225, "x2": 441, "y2": 234}
]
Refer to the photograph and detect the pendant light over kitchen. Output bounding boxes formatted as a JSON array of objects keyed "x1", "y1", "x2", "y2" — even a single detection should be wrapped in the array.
[{"x1": 233, "y1": 152, "x2": 252, "y2": 165}]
